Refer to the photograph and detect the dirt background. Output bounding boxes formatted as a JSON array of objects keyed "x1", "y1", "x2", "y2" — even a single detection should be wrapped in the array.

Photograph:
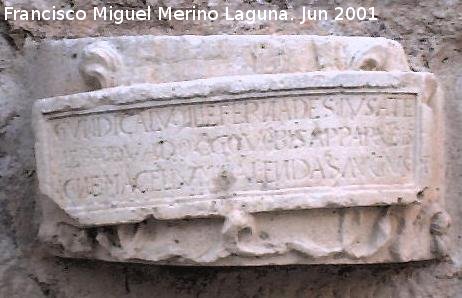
[{"x1": 0, "y1": 0, "x2": 461, "y2": 297}]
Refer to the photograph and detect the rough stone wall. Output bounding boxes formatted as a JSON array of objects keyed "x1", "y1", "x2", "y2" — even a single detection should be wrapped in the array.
[{"x1": 0, "y1": 0, "x2": 461, "y2": 297}]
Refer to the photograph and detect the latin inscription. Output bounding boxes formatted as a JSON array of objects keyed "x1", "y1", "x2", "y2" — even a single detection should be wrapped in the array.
[{"x1": 47, "y1": 92, "x2": 417, "y2": 202}]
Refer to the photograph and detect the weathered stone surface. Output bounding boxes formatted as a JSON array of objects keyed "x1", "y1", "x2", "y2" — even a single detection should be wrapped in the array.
[
  {"x1": 26, "y1": 35, "x2": 410, "y2": 98},
  {"x1": 32, "y1": 35, "x2": 448, "y2": 265}
]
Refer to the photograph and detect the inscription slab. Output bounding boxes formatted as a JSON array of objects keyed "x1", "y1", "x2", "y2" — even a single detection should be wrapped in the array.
[
  {"x1": 36, "y1": 72, "x2": 438, "y2": 225},
  {"x1": 33, "y1": 36, "x2": 448, "y2": 265}
]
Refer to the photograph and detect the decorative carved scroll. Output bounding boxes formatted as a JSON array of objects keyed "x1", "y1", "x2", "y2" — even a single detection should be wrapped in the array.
[{"x1": 79, "y1": 41, "x2": 122, "y2": 89}]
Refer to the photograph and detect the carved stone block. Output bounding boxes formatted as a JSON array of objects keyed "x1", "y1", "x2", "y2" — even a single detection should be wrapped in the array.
[{"x1": 33, "y1": 35, "x2": 448, "y2": 265}]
